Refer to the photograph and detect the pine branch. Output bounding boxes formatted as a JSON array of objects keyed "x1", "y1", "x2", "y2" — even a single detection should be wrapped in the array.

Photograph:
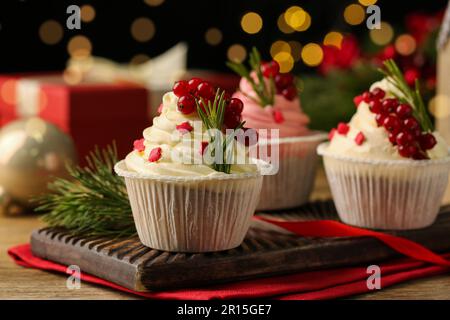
[
  {"x1": 380, "y1": 59, "x2": 434, "y2": 132},
  {"x1": 35, "y1": 144, "x2": 136, "y2": 238}
]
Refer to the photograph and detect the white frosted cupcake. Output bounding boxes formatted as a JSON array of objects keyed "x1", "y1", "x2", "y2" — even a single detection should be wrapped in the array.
[
  {"x1": 228, "y1": 49, "x2": 326, "y2": 210},
  {"x1": 115, "y1": 79, "x2": 264, "y2": 252},
  {"x1": 318, "y1": 61, "x2": 450, "y2": 230}
]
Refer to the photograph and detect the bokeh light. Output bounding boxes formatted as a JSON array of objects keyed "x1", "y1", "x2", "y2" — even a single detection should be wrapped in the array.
[
  {"x1": 227, "y1": 44, "x2": 247, "y2": 63},
  {"x1": 241, "y1": 12, "x2": 263, "y2": 34},
  {"x1": 358, "y1": 0, "x2": 378, "y2": 6},
  {"x1": 273, "y1": 52, "x2": 294, "y2": 73},
  {"x1": 277, "y1": 14, "x2": 294, "y2": 34},
  {"x1": 270, "y1": 40, "x2": 291, "y2": 59},
  {"x1": 301, "y1": 43, "x2": 323, "y2": 67},
  {"x1": 39, "y1": 20, "x2": 63, "y2": 45},
  {"x1": 284, "y1": 6, "x2": 306, "y2": 29},
  {"x1": 429, "y1": 95, "x2": 450, "y2": 119},
  {"x1": 288, "y1": 41, "x2": 302, "y2": 62},
  {"x1": 67, "y1": 35, "x2": 92, "y2": 58},
  {"x1": 62, "y1": 67, "x2": 83, "y2": 85},
  {"x1": 370, "y1": 21, "x2": 394, "y2": 45},
  {"x1": 205, "y1": 28, "x2": 223, "y2": 46},
  {"x1": 323, "y1": 31, "x2": 344, "y2": 48},
  {"x1": 395, "y1": 34, "x2": 416, "y2": 56},
  {"x1": 131, "y1": 17, "x2": 155, "y2": 42},
  {"x1": 144, "y1": 0, "x2": 165, "y2": 6},
  {"x1": 344, "y1": 4, "x2": 366, "y2": 25},
  {"x1": 0, "y1": 79, "x2": 17, "y2": 105},
  {"x1": 80, "y1": 5, "x2": 96, "y2": 23}
]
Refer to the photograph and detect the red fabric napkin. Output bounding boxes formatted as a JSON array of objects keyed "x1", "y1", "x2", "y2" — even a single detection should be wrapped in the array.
[{"x1": 8, "y1": 244, "x2": 450, "y2": 300}]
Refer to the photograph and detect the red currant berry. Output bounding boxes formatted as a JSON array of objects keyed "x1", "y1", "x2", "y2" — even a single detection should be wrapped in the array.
[
  {"x1": 369, "y1": 100, "x2": 383, "y2": 114},
  {"x1": 223, "y1": 91, "x2": 231, "y2": 104},
  {"x1": 227, "y1": 98, "x2": 244, "y2": 114},
  {"x1": 362, "y1": 91, "x2": 373, "y2": 103},
  {"x1": 398, "y1": 144, "x2": 418, "y2": 158},
  {"x1": 274, "y1": 73, "x2": 294, "y2": 89},
  {"x1": 353, "y1": 95, "x2": 363, "y2": 107},
  {"x1": 419, "y1": 133, "x2": 437, "y2": 150},
  {"x1": 177, "y1": 95, "x2": 196, "y2": 114},
  {"x1": 196, "y1": 82, "x2": 216, "y2": 100},
  {"x1": 410, "y1": 127, "x2": 422, "y2": 138},
  {"x1": 388, "y1": 132, "x2": 397, "y2": 145},
  {"x1": 396, "y1": 103, "x2": 413, "y2": 119},
  {"x1": 281, "y1": 86, "x2": 297, "y2": 101},
  {"x1": 224, "y1": 111, "x2": 241, "y2": 129},
  {"x1": 261, "y1": 61, "x2": 280, "y2": 78},
  {"x1": 412, "y1": 150, "x2": 429, "y2": 160},
  {"x1": 403, "y1": 117, "x2": 420, "y2": 131},
  {"x1": 371, "y1": 87, "x2": 386, "y2": 100},
  {"x1": 187, "y1": 77, "x2": 203, "y2": 94},
  {"x1": 172, "y1": 80, "x2": 190, "y2": 97},
  {"x1": 395, "y1": 131, "x2": 414, "y2": 146},
  {"x1": 375, "y1": 113, "x2": 386, "y2": 127},
  {"x1": 337, "y1": 122, "x2": 350, "y2": 135},
  {"x1": 383, "y1": 115, "x2": 401, "y2": 132},
  {"x1": 382, "y1": 98, "x2": 399, "y2": 113}
]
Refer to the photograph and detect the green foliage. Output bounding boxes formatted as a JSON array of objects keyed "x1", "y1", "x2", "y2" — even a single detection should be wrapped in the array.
[{"x1": 36, "y1": 144, "x2": 136, "y2": 237}]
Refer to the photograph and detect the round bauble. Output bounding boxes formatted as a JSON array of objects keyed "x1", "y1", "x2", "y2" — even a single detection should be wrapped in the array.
[{"x1": 0, "y1": 117, "x2": 77, "y2": 206}]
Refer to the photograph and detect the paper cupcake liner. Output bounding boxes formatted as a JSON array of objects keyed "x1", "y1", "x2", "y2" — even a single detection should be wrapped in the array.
[
  {"x1": 318, "y1": 143, "x2": 450, "y2": 230},
  {"x1": 256, "y1": 132, "x2": 327, "y2": 211},
  {"x1": 115, "y1": 160, "x2": 263, "y2": 252}
]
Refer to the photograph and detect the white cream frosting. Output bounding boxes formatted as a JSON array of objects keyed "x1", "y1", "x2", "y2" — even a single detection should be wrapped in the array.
[
  {"x1": 326, "y1": 78, "x2": 448, "y2": 160},
  {"x1": 125, "y1": 92, "x2": 257, "y2": 176}
]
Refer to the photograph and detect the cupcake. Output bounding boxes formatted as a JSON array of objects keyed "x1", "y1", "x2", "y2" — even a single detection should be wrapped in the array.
[
  {"x1": 228, "y1": 48, "x2": 327, "y2": 210},
  {"x1": 115, "y1": 78, "x2": 264, "y2": 252},
  {"x1": 318, "y1": 60, "x2": 450, "y2": 230}
]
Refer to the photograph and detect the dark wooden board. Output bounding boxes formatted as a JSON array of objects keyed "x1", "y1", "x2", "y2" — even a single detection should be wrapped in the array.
[{"x1": 30, "y1": 200, "x2": 450, "y2": 292}]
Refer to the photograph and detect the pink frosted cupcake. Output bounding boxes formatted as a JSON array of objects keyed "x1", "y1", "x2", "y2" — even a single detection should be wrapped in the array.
[{"x1": 228, "y1": 48, "x2": 327, "y2": 210}]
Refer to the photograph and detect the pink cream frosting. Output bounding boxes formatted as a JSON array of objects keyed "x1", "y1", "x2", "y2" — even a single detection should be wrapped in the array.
[{"x1": 233, "y1": 77, "x2": 310, "y2": 138}]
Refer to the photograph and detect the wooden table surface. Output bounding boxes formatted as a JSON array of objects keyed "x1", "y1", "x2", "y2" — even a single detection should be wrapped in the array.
[{"x1": 1, "y1": 166, "x2": 450, "y2": 300}]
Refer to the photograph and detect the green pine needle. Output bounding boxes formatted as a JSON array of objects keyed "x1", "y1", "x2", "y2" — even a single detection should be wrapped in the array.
[
  {"x1": 35, "y1": 144, "x2": 136, "y2": 238},
  {"x1": 380, "y1": 59, "x2": 434, "y2": 132}
]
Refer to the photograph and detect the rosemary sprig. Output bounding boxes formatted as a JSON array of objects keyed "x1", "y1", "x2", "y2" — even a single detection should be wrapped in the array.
[
  {"x1": 195, "y1": 89, "x2": 245, "y2": 174},
  {"x1": 35, "y1": 144, "x2": 135, "y2": 237},
  {"x1": 380, "y1": 59, "x2": 434, "y2": 132},
  {"x1": 227, "y1": 47, "x2": 275, "y2": 107}
]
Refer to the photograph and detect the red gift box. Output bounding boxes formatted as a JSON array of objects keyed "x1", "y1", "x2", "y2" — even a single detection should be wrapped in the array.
[{"x1": 0, "y1": 73, "x2": 150, "y2": 164}]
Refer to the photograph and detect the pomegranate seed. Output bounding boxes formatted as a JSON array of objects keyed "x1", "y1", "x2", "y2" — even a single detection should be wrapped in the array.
[
  {"x1": 369, "y1": 100, "x2": 383, "y2": 113},
  {"x1": 197, "y1": 82, "x2": 216, "y2": 100},
  {"x1": 398, "y1": 144, "x2": 417, "y2": 158},
  {"x1": 172, "y1": 80, "x2": 190, "y2": 97},
  {"x1": 329, "y1": 128, "x2": 337, "y2": 141},
  {"x1": 177, "y1": 95, "x2": 196, "y2": 114},
  {"x1": 133, "y1": 138, "x2": 145, "y2": 152},
  {"x1": 419, "y1": 133, "x2": 437, "y2": 150},
  {"x1": 396, "y1": 131, "x2": 414, "y2": 146},
  {"x1": 403, "y1": 117, "x2": 420, "y2": 131},
  {"x1": 227, "y1": 98, "x2": 244, "y2": 114},
  {"x1": 396, "y1": 103, "x2": 413, "y2": 119},
  {"x1": 382, "y1": 98, "x2": 399, "y2": 113},
  {"x1": 187, "y1": 77, "x2": 203, "y2": 94},
  {"x1": 362, "y1": 91, "x2": 373, "y2": 103},
  {"x1": 261, "y1": 61, "x2": 280, "y2": 78},
  {"x1": 375, "y1": 113, "x2": 386, "y2": 127},
  {"x1": 224, "y1": 111, "x2": 241, "y2": 129},
  {"x1": 337, "y1": 122, "x2": 350, "y2": 135},
  {"x1": 274, "y1": 73, "x2": 294, "y2": 89},
  {"x1": 383, "y1": 115, "x2": 401, "y2": 132},
  {"x1": 281, "y1": 86, "x2": 297, "y2": 101},
  {"x1": 200, "y1": 141, "x2": 209, "y2": 155},
  {"x1": 354, "y1": 132, "x2": 365, "y2": 145},
  {"x1": 371, "y1": 87, "x2": 386, "y2": 100},
  {"x1": 148, "y1": 147, "x2": 162, "y2": 162},
  {"x1": 175, "y1": 121, "x2": 193, "y2": 134},
  {"x1": 353, "y1": 95, "x2": 363, "y2": 107},
  {"x1": 273, "y1": 110, "x2": 284, "y2": 123},
  {"x1": 388, "y1": 132, "x2": 397, "y2": 145}
]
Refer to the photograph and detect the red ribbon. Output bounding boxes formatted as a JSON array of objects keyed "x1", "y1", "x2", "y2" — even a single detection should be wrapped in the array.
[{"x1": 255, "y1": 216, "x2": 450, "y2": 267}]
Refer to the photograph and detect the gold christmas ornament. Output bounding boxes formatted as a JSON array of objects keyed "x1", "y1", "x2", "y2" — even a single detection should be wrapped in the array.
[{"x1": 0, "y1": 118, "x2": 77, "y2": 207}]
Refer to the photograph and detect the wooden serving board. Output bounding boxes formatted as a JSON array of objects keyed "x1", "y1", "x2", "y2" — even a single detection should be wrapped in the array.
[{"x1": 30, "y1": 201, "x2": 450, "y2": 292}]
